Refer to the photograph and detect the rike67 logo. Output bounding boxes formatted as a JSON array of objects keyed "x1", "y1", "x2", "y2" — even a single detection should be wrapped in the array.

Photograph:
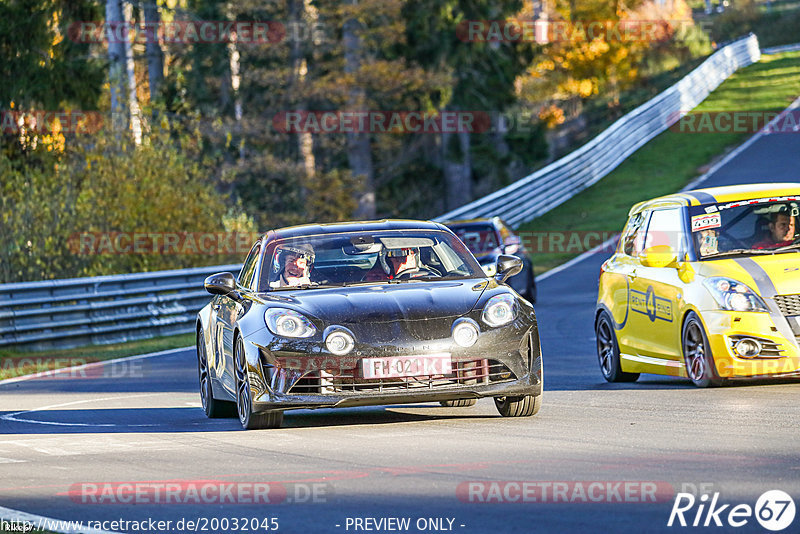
[{"x1": 668, "y1": 490, "x2": 796, "y2": 531}]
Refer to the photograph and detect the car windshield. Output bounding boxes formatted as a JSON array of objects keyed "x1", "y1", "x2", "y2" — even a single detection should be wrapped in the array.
[
  {"x1": 448, "y1": 224, "x2": 499, "y2": 255},
  {"x1": 261, "y1": 230, "x2": 484, "y2": 290},
  {"x1": 690, "y1": 196, "x2": 800, "y2": 259}
]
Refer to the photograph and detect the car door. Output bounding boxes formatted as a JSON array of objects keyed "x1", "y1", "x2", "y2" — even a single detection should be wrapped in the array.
[
  {"x1": 626, "y1": 207, "x2": 686, "y2": 363},
  {"x1": 215, "y1": 241, "x2": 261, "y2": 395},
  {"x1": 606, "y1": 210, "x2": 649, "y2": 357}
]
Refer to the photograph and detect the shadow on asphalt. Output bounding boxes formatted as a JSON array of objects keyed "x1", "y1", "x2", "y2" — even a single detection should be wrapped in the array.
[{"x1": 0, "y1": 404, "x2": 499, "y2": 434}]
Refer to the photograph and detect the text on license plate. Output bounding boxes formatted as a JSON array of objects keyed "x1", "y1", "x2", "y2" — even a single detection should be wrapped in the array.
[{"x1": 362, "y1": 353, "x2": 452, "y2": 379}]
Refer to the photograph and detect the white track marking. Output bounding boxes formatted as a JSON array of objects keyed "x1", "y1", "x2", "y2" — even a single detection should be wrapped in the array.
[{"x1": 0, "y1": 394, "x2": 162, "y2": 428}]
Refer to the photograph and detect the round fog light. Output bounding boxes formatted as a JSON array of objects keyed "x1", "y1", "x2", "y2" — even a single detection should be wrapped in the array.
[
  {"x1": 326, "y1": 330, "x2": 354, "y2": 355},
  {"x1": 734, "y1": 338, "x2": 761, "y2": 358},
  {"x1": 453, "y1": 321, "x2": 479, "y2": 348}
]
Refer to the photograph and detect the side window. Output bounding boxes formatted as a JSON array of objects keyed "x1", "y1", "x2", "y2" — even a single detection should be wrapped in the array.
[
  {"x1": 621, "y1": 211, "x2": 648, "y2": 257},
  {"x1": 644, "y1": 208, "x2": 685, "y2": 254},
  {"x1": 238, "y1": 242, "x2": 261, "y2": 290}
]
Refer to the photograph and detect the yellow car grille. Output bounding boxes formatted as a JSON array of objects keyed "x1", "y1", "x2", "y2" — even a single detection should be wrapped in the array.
[{"x1": 773, "y1": 294, "x2": 800, "y2": 316}]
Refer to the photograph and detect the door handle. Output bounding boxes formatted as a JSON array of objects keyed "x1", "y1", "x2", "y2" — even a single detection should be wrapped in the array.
[{"x1": 629, "y1": 269, "x2": 637, "y2": 281}]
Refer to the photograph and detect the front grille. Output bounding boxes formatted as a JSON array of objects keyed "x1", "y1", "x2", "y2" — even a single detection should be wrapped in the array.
[
  {"x1": 286, "y1": 358, "x2": 516, "y2": 395},
  {"x1": 728, "y1": 336, "x2": 784, "y2": 358},
  {"x1": 773, "y1": 294, "x2": 800, "y2": 316}
]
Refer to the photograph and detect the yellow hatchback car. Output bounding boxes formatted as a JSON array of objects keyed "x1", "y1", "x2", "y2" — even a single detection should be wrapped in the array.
[{"x1": 596, "y1": 183, "x2": 800, "y2": 387}]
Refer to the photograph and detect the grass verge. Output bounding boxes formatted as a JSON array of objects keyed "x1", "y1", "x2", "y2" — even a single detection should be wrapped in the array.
[
  {"x1": 0, "y1": 332, "x2": 194, "y2": 381},
  {"x1": 518, "y1": 51, "x2": 800, "y2": 276}
]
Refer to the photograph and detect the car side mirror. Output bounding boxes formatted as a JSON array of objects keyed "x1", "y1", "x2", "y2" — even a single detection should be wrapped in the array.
[
  {"x1": 495, "y1": 254, "x2": 523, "y2": 283},
  {"x1": 204, "y1": 272, "x2": 237, "y2": 296},
  {"x1": 640, "y1": 245, "x2": 678, "y2": 268}
]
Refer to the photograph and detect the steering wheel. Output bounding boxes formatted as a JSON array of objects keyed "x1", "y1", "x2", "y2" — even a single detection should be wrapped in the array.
[{"x1": 397, "y1": 268, "x2": 438, "y2": 279}]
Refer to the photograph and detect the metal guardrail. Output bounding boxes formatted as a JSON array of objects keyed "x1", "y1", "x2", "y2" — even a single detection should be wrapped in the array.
[
  {"x1": 434, "y1": 34, "x2": 761, "y2": 227},
  {"x1": 0, "y1": 35, "x2": 763, "y2": 351},
  {"x1": 761, "y1": 43, "x2": 800, "y2": 55},
  {"x1": 0, "y1": 265, "x2": 241, "y2": 350}
]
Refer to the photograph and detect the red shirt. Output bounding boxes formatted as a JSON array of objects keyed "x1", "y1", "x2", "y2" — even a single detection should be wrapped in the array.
[{"x1": 752, "y1": 239, "x2": 792, "y2": 250}]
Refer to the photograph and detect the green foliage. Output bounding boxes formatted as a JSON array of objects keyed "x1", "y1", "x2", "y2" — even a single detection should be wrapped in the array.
[
  {"x1": 0, "y1": 0, "x2": 104, "y2": 110},
  {"x1": 710, "y1": 0, "x2": 800, "y2": 48},
  {"x1": 0, "y1": 127, "x2": 236, "y2": 283}
]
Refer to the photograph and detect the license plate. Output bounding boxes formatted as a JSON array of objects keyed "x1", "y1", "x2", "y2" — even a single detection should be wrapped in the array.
[{"x1": 362, "y1": 353, "x2": 452, "y2": 379}]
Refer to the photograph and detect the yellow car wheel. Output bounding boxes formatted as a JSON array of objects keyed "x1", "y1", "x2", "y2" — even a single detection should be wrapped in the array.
[
  {"x1": 595, "y1": 312, "x2": 639, "y2": 383},
  {"x1": 681, "y1": 313, "x2": 725, "y2": 388}
]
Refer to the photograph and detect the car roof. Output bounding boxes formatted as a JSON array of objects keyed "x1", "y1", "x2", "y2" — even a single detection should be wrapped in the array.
[
  {"x1": 264, "y1": 219, "x2": 451, "y2": 242},
  {"x1": 630, "y1": 182, "x2": 800, "y2": 215}
]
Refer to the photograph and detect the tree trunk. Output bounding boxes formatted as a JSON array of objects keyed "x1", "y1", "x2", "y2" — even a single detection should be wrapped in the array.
[
  {"x1": 105, "y1": 0, "x2": 127, "y2": 134},
  {"x1": 142, "y1": 0, "x2": 164, "y2": 104},
  {"x1": 289, "y1": 0, "x2": 316, "y2": 178},
  {"x1": 343, "y1": 5, "x2": 375, "y2": 220},
  {"x1": 121, "y1": 1, "x2": 142, "y2": 144},
  {"x1": 226, "y1": 3, "x2": 244, "y2": 159},
  {"x1": 442, "y1": 126, "x2": 472, "y2": 212}
]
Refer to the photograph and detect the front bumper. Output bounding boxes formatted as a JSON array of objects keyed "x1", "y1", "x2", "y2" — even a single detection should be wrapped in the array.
[
  {"x1": 241, "y1": 315, "x2": 542, "y2": 413},
  {"x1": 702, "y1": 310, "x2": 800, "y2": 378}
]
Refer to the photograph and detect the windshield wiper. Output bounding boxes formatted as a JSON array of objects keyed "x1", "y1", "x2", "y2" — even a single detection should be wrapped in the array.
[
  {"x1": 770, "y1": 243, "x2": 800, "y2": 253},
  {"x1": 702, "y1": 248, "x2": 772, "y2": 259}
]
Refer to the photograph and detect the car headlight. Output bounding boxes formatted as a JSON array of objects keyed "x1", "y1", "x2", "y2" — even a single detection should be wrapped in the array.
[
  {"x1": 703, "y1": 277, "x2": 768, "y2": 313},
  {"x1": 481, "y1": 294, "x2": 518, "y2": 327},
  {"x1": 452, "y1": 319, "x2": 480, "y2": 348},
  {"x1": 481, "y1": 262, "x2": 497, "y2": 276},
  {"x1": 325, "y1": 327, "x2": 355, "y2": 355},
  {"x1": 265, "y1": 308, "x2": 317, "y2": 338}
]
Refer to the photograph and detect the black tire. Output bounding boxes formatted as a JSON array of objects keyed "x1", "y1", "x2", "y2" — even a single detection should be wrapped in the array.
[
  {"x1": 682, "y1": 313, "x2": 725, "y2": 388},
  {"x1": 494, "y1": 394, "x2": 541, "y2": 417},
  {"x1": 197, "y1": 328, "x2": 236, "y2": 418},
  {"x1": 440, "y1": 399, "x2": 477, "y2": 407},
  {"x1": 595, "y1": 312, "x2": 639, "y2": 382},
  {"x1": 235, "y1": 336, "x2": 284, "y2": 429}
]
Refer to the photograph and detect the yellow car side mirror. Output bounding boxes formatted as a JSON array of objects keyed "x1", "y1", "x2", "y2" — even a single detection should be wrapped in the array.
[{"x1": 640, "y1": 245, "x2": 678, "y2": 268}]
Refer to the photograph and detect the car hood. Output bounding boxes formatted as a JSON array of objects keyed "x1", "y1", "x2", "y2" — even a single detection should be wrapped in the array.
[
  {"x1": 258, "y1": 279, "x2": 488, "y2": 323},
  {"x1": 698, "y1": 254, "x2": 800, "y2": 296}
]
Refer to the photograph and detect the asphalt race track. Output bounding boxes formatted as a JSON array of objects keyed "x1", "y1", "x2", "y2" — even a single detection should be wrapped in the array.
[{"x1": 2, "y1": 130, "x2": 799, "y2": 534}]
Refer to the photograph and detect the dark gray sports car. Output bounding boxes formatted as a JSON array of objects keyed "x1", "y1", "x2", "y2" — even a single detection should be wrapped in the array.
[{"x1": 196, "y1": 220, "x2": 543, "y2": 429}]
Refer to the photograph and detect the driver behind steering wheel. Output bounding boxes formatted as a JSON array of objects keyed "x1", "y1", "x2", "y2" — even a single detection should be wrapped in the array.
[{"x1": 365, "y1": 247, "x2": 427, "y2": 281}]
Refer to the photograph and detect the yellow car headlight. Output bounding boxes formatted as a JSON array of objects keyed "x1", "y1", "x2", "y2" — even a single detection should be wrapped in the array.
[{"x1": 703, "y1": 277, "x2": 768, "y2": 313}]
